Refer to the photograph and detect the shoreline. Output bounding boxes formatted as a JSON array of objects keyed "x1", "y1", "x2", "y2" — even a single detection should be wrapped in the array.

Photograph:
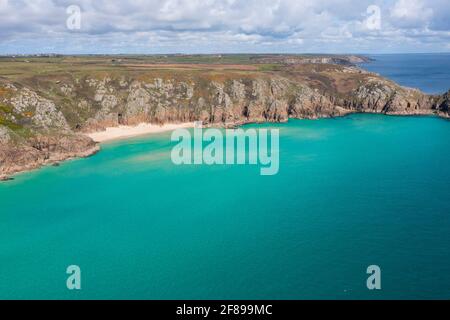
[
  {"x1": 1, "y1": 123, "x2": 194, "y2": 181},
  {"x1": 1, "y1": 111, "x2": 448, "y2": 182},
  {"x1": 85, "y1": 122, "x2": 195, "y2": 143},
  {"x1": 0, "y1": 145, "x2": 100, "y2": 182}
]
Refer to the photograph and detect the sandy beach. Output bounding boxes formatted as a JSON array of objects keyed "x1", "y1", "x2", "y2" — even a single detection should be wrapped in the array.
[{"x1": 86, "y1": 123, "x2": 194, "y2": 143}]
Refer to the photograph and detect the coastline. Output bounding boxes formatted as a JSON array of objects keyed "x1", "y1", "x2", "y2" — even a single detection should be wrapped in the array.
[
  {"x1": 0, "y1": 145, "x2": 100, "y2": 182},
  {"x1": 0, "y1": 123, "x2": 194, "y2": 181},
  {"x1": 2, "y1": 111, "x2": 447, "y2": 182},
  {"x1": 85, "y1": 122, "x2": 195, "y2": 143},
  {"x1": 1, "y1": 123, "x2": 194, "y2": 181}
]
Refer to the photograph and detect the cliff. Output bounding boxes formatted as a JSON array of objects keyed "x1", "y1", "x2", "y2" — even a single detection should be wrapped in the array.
[{"x1": 0, "y1": 55, "x2": 449, "y2": 179}]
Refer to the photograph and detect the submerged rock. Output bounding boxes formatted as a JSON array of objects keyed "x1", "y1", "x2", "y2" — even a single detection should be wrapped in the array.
[{"x1": 0, "y1": 175, "x2": 13, "y2": 181}]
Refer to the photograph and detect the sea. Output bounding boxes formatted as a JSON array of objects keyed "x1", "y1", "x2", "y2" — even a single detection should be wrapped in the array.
[
  {"x1": 0, "y1": 54, "x2": 449, "y2": 299},
  {"x1": 361, "y1": 53, "x2": 450, "y2": 94}
]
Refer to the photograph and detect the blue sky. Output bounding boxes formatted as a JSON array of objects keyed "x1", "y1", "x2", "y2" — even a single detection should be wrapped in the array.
[{"x1": 1, "y1": 0, "x2": 449, "y2": 54}]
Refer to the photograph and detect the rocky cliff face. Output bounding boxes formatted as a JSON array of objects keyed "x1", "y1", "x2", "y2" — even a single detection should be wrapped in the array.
[
  {"x1": 0, "y1": 63, "x2": 449, "y2": 180},
  {"x1": 256, "y1": 55, "x2": 372, "y2": 66},
  {"x1": 435, "y1": 90, "x2": 450, "y2": 115},
  {"x1": 0, "y1": 134, "x2": 99, "y2": 180}
]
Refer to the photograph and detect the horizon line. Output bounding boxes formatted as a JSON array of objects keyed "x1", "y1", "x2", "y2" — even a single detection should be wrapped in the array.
[{"x1": 2, "y1": 52, "x2": 450, "y2": 57}]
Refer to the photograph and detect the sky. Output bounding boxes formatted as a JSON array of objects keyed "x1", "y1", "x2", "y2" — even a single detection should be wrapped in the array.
[{"x1": 0, "y1": 0, "x2": 449, "y2": 54}]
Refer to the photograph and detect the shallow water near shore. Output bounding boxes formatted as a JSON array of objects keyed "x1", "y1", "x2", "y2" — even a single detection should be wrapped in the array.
[{"x1": 1, "y1": 114, "x2": 450, "y2": 299}]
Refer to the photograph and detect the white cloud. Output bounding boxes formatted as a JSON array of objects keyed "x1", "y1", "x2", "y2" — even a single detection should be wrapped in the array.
[
  {"x1": 390, "y1": 0, "x2": 434, "y2": 28},
  {"x1": 0, "y1": 0, "x2": 449, "y2": 54}
]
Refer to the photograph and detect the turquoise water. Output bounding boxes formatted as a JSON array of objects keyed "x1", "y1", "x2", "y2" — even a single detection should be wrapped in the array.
[
  {"x1": 1, "y1": 114, "x2": 450, "y2": 300},
  {"x1": 361, "y1": 53, "x2": 450, "y2": 94}
]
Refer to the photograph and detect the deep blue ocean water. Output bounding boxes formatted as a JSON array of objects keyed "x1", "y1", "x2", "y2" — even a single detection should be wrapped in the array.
[
  {"x1": 0, "y1": 55, "x2": 449, "y2": 300},
  {"x1": 361, "y1": 53, "x2": 450, "y2": 94}
]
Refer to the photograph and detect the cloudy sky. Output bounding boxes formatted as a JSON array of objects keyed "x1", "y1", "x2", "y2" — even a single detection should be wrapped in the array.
[{"x1": 0, "y1": 0, "x2": 449, "y2": 54}]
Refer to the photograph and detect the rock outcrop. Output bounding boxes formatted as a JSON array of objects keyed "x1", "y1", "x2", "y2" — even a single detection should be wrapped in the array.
[
  {"x1": 434, "y1": 90, "x2": 450, "y2": 117},
  {"x1": 9, "y1": 88, "x2": 70, "y2": 130},
  {"x1": 0, "y1": 134, "x2": 99, "y2": 180}
]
